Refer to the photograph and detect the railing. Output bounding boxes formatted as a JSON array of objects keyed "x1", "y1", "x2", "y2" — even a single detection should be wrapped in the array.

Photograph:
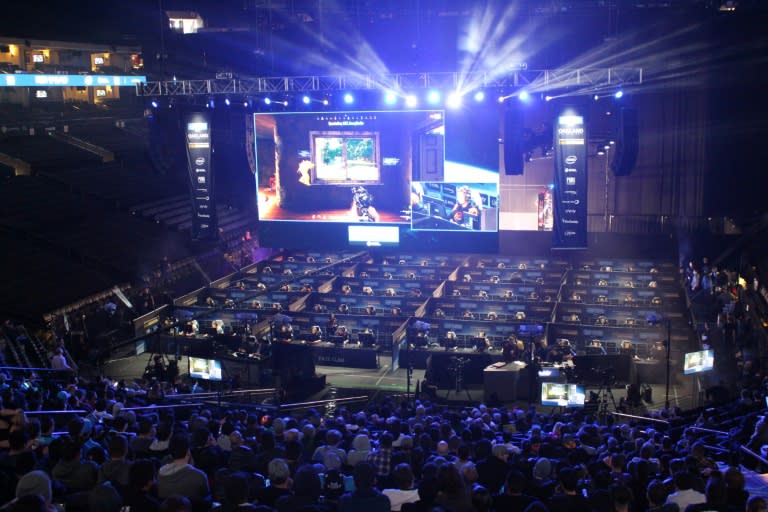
[{"x1": 611, "y1": 411, "x2": 670, "y2": 426}]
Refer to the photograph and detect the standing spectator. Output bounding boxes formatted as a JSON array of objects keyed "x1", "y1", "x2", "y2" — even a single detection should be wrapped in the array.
[
  {"x1": 50, "y1": 348, "x2": 72, "y2": 371},
  {"x1": 338, "y1": 462, "x2": 390, "y2": 512}
]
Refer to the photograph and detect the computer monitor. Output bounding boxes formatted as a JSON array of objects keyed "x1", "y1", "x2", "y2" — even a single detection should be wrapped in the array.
[
  {"x1": 358, "y1": 330, "x2": 376, "y2": 347},
  {"x1": 188, "y1": 357, "x2": 223, "y2": 381},
  {"x1": 683, "y1": 349, "x2": 714, "y2": 375},
  {"x1": 540, "y1": 382, "x2": 586, "y2": 408}
]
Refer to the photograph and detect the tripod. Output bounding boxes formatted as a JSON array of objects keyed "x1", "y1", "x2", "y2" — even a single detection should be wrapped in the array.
[
  {"x1": 593, "y1": 376, "x2": 618, "y2": 421},
  {"x1": 445, "y1": 356, "x2": 472, "y2": 401}
]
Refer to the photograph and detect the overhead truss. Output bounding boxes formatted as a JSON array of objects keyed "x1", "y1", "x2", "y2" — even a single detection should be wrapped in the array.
[{"x1": 136, "y1": 68, "x2": 642, "y2": 97}]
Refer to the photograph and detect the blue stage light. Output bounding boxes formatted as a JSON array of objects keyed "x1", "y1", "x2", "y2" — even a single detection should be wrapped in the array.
[
  {"x1": 208, "y1": 98, "x2": 215, "y2": 109},
  {"x1": 322, "y1": 99, "x2": 329, "y2": 106},
  {"x1": 614, "y1": 90, "x2": 624, "y2": 99},
  {"x1": 224, "y1": 98, "x2": 231, "y2": 106},
  {"x1": 384, "y1": 91, "x2": 398, "y2": 105},
  {"x1": 518, "y1": 90, "x2": 530, "y2": 102},
  {"x1": 474, "y1": 91, "x2": 485, "y2": 102},
  {"x1": 426, "y1": 90, "x2": 441, "y2": 105},
  {"x1": 302, "y1": 95, "x2": 311, "y2": 105},
  {"x1": 405, "y1": 95, "x2": 418, "y2": 108},
  {"x1": 150, "y1": 100, "x2": 158, "y2": 108},
  {"x1": 446, "y1": 92, "x2": 463, "y2": 109},
  {"x1": 264, "y1": 97, "x2": 272, "y2": 105},
  {"x1": 343, "y1": 93, "x2": 354, "y2": 104}
]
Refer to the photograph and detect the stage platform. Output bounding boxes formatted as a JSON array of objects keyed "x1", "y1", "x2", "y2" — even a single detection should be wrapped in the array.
[{"x1": 99, "y1": 352, "x2": 698, "y2": 411}]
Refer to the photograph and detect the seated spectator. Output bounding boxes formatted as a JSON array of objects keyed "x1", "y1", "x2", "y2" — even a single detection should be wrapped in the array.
[
  {"x1": 476, "y1": 443, "x2": 510, "y2": 494},
  {"x1": 348, "y1": 434, "x2": 372, "y2": 467},
  {"x1": 368, "y1": 433, "x2": 394, "y2": 482},
  {"x1": 274, "y1": 464, "x2": 332, "y2": 512},
  {"x1": 685, "y1": 476, "x2": 730, "y2": 512},
  {"x1": 312, "y1": 429, "x2": 346, "y2": 466},
  {"x1": 51, "y1": 435, "x2": 98, "y2": 492},
  {"x1": 646, "y1": 479, "x2": 678, "y2": 512},
  {"x1": 123, "y1": 459, "x2": 161, "y2": 512},
  {"x1": 493, "y1": 469, "x2": 541, "y2": 511},
  {"x1": 665, "y1": 471, "x2": 705, "y2": 510},
  {"x1": 548, "y1": 466, "x2": 591, "y2": 512},
  {"x1": 724, "y1": 466, "x2": 749, "y2": 510},
  {"x1": 401, "y1": 476, "x2": 439, "y2": 512},
  {"x1": 382, "y1": 463, "x2": 419, "y2": 511},
  {"x1": 131, "y1": 419, "x2": 156, "y2": 457},
  {"x1": 97, "y1": 435, "x2": 131, "y2": 490},
  {"x1": 227, "y1": 431, "x2": 256, "y2": 472},
  {"x1": 338, "y1": 462, "x2": 390, "y2": 512},
  {"x1": 256, "y1": 458, "x2": 292, "y2": 508},
  {"x1": 87, "y1": 482, "x2": 124, "y2": 512},
  {"x1": 14, "y1": 470, "x2": 53, "y2": 510},
  {"x1": 157, "y1": 435, "x2": 210, "y2": 503},
  {"x1": 221, "y1": 472, "x2": 260, "y2": 512},
  {"x1": 434, "y1": 463, "x2": 472, "y2": 512}
]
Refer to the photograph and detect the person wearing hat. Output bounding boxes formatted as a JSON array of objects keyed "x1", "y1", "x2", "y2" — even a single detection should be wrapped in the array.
[{"x1": 16, "y1": 470, "x2": 52, "y2": 506}]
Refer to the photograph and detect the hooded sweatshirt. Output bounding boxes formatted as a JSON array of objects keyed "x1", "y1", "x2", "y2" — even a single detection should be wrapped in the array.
[{"x1": 157, "y1": 461, "x2": 209, "y2": 500}]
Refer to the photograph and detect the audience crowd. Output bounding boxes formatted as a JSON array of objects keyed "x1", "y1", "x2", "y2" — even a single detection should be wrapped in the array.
[{"x1": 0, "y1": 368, "x2": 763, "y2": 512}]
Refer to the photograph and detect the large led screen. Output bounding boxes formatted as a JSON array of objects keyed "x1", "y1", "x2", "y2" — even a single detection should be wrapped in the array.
[{"x1": 253, "y1": 110, "x2": 500, "y2": 252}]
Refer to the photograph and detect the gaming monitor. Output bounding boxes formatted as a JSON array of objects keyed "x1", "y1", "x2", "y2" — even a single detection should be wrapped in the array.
[
  {"x1": 683, "y1": 349, "x2": 714, "y2": 375},
  {"x1": 189, "y1": 357, "x2": 223, "y2": 381},
  {"x1": 540, "y1": 382, "x2": 586, "y2": 408}
]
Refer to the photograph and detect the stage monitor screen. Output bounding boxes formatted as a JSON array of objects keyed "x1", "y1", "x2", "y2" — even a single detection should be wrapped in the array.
[
  {"x1": 540, "y1": 382, "x2": 586, "y2": 408},
  {"x1": 189, "y1": 357, "x2": 223, "y2": 381},
  {"x1": 253, "y1": 110, "x2": 499, "y2": 252},
  {"x1": 683, "y1": 349, "x2": 714, "y2": 375}
]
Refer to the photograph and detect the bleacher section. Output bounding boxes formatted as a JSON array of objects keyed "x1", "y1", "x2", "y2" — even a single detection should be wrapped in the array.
[{"x1": 0, "y1": 133, "x2": 102, "y2": 169}]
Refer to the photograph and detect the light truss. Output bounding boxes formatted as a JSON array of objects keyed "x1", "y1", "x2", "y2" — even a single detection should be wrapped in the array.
[{"x1": 136, "y1": 68, "x2": 642, "y2": 97}]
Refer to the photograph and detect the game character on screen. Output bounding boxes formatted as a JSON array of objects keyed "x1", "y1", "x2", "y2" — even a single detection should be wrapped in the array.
[
  {"x1": 296, "y1": 160, "x2": 313, "y2": 186},
  {"x1": 451, "y1": 186, "x2": 480, "y2": 227},
  {"x1": 350, "y1": 186, "x2": 379, "y2": 222}
]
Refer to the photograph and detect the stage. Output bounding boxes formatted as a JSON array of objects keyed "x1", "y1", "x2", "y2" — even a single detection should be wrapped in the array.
[{"x1": 99, "y1": 351, "x2": 699, "y2": 412}]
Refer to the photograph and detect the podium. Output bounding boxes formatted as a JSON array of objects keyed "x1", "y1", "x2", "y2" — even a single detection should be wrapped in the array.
[{"x1": 483, "y1": 362, "x2": 528, "y2": 402}]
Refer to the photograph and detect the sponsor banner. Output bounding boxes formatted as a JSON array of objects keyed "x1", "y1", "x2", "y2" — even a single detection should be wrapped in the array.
[
  {"x1": 553, "y1": 114, "x2": 588, "y2": 248},
  {"x1": 185, "y1": 113, "x2": 217, "y2": 240},
  {"x1": 0, "y1": 74, "x2": 146, "y2": 87}
]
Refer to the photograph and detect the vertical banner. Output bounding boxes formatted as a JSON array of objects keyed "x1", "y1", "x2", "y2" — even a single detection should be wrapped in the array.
[
  {"x1": 185, "y1": 113, "x2": 217, "y2": 240},
  {"x1": 553, "y1": 113, "x2": 588, "y2": 248}
]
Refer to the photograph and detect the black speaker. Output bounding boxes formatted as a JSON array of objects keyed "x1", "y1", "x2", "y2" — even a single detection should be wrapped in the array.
[
  {"x1": 611, "y1": 107, "x2": 638, "y2": 176},
  {"x1": 504, "y1": 107, "x2": 524, "y2": 175}
]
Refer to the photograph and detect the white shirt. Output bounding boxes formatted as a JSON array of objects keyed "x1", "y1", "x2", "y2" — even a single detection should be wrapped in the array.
[
  {"x1": 382, "y1": 488, "x2": 419, "y2": 511},
  {"x1": 666, "y1": 488, "x2": 706, "y2": 510}
]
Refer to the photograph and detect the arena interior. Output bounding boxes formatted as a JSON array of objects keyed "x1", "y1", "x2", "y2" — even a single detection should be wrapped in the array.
[{"x1": 1, "y1": 2, "x2": 768, "y2": 512}]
